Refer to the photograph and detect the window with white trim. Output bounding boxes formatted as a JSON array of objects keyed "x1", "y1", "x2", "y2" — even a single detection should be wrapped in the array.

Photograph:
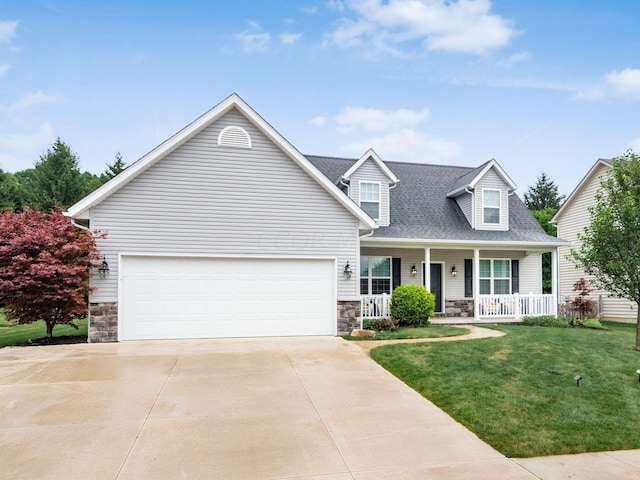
[
  {"x1": 360, "y1": 257, "x2": 391, "y2": 294},
  {"x1": 479, "y1": 259, "x2": 510, "y2": 294},
  {"x1": 483, "y1": 189, "x2": 501, "y2": 224},
  {"x1": 360, "y1": 182, "x2": 380, "y2": 220}
]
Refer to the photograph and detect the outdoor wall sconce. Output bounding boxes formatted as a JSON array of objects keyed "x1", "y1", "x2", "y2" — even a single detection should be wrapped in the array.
[
  {"x1": 450, "y1": 265, "x2": 457, "y2": 277},
  {"x1": 411, "y1": 264, "x2": 417, "y2": 276},
  {"x1": 636, "y1": 369, "x2": 640, "y2": 382},
  {"x1": 574, "y1": 375, "x2": 582, "y2": 387},
  {"x1": 98, "y1": 256, "x2": 110, "y2": 279},
  {"x1": 343, "y1": 261, "x2": 352, "y2": 279}
]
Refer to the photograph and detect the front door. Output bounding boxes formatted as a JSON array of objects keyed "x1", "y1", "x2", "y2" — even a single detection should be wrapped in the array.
[{"x1": 423, "y1": 263, "x2": 443, "y2": 313}]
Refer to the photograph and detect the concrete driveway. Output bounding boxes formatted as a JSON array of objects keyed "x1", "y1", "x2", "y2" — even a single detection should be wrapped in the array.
[{"x1": 1, "y1": 336, "x2": 638, "y2": 479}]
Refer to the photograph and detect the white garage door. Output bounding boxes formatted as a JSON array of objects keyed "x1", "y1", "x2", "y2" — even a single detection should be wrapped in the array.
[{"x1": 120, "y1": 256, "x2": 336, "y2": 340}]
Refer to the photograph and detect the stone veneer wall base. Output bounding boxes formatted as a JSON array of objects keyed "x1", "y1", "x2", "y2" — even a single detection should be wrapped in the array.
[
  {"x1": 337, "y1": 300, "x2": 361, "y2": 335},
  {"x1": 89, "y1": 302, "x2": 118, "y2": 343}
]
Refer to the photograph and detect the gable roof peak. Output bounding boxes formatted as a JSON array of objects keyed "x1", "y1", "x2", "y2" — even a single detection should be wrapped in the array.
[
  {"x1": 341, "y1": 148, "x2": 399, "y2": 184},
  {"x1": 447, "y1": 158, "x2": 517, "y2": 197},
  {"x1": 66, "y1": 93, "x2": 376, "y2": 231}
]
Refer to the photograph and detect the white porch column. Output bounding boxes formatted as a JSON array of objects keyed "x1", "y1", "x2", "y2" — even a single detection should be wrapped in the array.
[
  {"x1": 424, "y1": 248, "x2": 431, "y2": 292},
  {"x1": 552, "y1": 247, "x2": 559, "y2": 316},
  {"x1": 473, "y1": 248, "x2": 480, "y2": 321}
]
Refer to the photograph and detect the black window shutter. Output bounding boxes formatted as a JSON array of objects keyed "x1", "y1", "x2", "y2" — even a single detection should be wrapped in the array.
[
  {"x1": 464, "y1": 259, "x2": 473, "y2": 298},
  {"x1": 511, "y1": 259, "x2": 519, "y2": 294},
  {"x1": 392, "y1": 258, "x2": 401, "y2": 291}
]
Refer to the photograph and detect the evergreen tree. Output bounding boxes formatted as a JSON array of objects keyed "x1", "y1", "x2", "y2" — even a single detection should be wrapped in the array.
[
  {"x1": 24, "y1": 138, "x2": 84, "y2": 210},
  {"x1": 100, "y1": 152, "x2": 127, "y2": 184},
  {"x1": 524, "y1": 172, "x2": 566, "y2": 211}
]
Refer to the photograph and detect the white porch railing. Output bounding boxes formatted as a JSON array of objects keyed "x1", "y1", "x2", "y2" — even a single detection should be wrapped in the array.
[
  {"x1": 361, "y1": 293, "x2": 556, "y2": 320},
  {"x1": 478, "y1": 294, "x2": 555, "y2": 318},
  {"x1": 361, "y1": 293, "x2": 391, "y2": 319}
]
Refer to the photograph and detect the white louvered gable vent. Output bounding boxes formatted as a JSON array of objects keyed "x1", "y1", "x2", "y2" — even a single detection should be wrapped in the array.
[{"x1": 217, "y1": 126, "x2": 252, "y2": 148}]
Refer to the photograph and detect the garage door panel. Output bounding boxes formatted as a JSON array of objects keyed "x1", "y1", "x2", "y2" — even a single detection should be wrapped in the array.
[{"x1": 120, "y1": 256, "x2": 335, "y2": 340}]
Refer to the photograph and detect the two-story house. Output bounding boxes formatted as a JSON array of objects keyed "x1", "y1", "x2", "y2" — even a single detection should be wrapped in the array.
[{"x1": 66, "y1": 94, "x2": 565, "y2": 342}]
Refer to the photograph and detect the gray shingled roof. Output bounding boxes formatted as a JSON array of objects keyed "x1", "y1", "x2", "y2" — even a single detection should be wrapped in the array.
[{"x1": 306, "y1": 155, "x2": 563, "y2": 244}]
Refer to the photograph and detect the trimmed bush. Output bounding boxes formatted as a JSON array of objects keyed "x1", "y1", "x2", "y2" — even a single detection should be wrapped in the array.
[
  {"x1": 390, "y1": 285, "x2": 435, "y2": 327},
  {"x1": 522, "y1": 315, "x2": 569, "y2": 328},
  {"x1": 367, "y1": 318, "x2": 397, "y2": 331}
]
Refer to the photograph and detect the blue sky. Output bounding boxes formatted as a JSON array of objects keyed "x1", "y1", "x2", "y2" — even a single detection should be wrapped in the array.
[{"x1": 1, "y1": 1, "x2": 640, "y2": 197}]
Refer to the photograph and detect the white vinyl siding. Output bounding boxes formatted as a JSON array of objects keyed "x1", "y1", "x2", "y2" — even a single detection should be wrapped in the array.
[
  {"x1": 555, "y1": 163, "x2": 636, "y2": 321},
  {"x1": 456, "y1": 192, "x2": 473, "y2": 227},
  {"x1": 474, "y1": 168, "x2": 509, "y2": 231},
  {"x1": 349, "y1": 158, "x2": 391, "y2": 226},
  {"x1": 90, "y1": 109, "x2": 360, "y2": 302}
]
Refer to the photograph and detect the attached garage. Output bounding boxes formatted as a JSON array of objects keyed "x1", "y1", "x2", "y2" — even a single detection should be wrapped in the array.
[{"x1": 119, "y1": 255, "x2": 337, "y2": 340}]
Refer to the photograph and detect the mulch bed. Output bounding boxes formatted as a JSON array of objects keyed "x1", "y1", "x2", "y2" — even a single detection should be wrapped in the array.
[{"x1": 24, "y1": 336, "x2": 88, "y2": 346}]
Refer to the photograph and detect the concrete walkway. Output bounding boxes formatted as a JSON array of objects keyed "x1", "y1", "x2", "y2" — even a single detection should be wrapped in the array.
[{"x1": 0, "y1": 333, "x2": 639, "y2": 479}]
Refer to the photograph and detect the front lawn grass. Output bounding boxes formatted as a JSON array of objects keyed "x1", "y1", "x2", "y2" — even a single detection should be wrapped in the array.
[
  {"x1": 371, "y1": 322, "x2": 640, "y2": 457},
  {"x1": 0, "y1": 312, "x2": 88, "y2": 348},
  {"x1": 343, "y1": 325, "x2": 469, "y2": 341}
]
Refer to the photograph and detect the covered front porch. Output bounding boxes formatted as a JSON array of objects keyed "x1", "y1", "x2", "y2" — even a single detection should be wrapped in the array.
[{"x1": 358, "y1": 243, "x2": 559, "y2": 323}]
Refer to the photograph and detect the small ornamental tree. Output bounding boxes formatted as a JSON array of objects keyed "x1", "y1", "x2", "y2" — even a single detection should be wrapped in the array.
[
  {"x1": 0, "y1": 208, "x2": 101, "y2": 338},
  {"x1": 570, "y1": 278, "x2": 595, "y2": 320},
  {"x1": 390, "y1": 285, "x2": 435, "y2": 327}
]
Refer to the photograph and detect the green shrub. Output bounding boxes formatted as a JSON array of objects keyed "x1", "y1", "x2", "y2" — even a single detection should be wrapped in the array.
[
  {"x1": 362, "y1": 319, "x2": 372, "y2": 330},
  {"x1": 583, "y1": 318, "x2": 607, "y2": 330},
  {"x1": 367, "y1": 318, "x2": 397, "y2": 331},
  {"x1": 522, "y1": 315, "x2": 569, "y2": 327},
  {"x1": 390, "y1": 285, "x2": 435, "y2": 327}
]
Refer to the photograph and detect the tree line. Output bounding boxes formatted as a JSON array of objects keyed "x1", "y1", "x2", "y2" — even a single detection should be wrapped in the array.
[{"x1": 0, "y1": 138, "x2": 126, "y2": 212}]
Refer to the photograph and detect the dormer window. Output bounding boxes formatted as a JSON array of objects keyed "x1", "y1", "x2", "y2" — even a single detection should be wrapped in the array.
[
  {"x1": 360, "y1": 182, "x2": 380, "y2": 219},
  {"x1": 483, "y1": 189, "x2": 501, "y2": 224}
]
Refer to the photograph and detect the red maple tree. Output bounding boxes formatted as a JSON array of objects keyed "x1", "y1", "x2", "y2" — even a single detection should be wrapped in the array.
[{"x1": 0, "y1": 208, "x2": 101, "y2": 338}]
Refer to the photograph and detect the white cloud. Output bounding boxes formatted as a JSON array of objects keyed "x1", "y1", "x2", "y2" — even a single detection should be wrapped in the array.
[
  {"x1": 236, "y1": 28, "x2": 270, "y2": 53},
  {"x1": 324, "y1": 0, "x2": 519, "y2": 56},
  {"x1": 341, "y1": 128, "x2": 460, "y2": 162},
  {"x1": 336, "y1": 106, "x2": 430, "y2": 132},
  {"x1": 280, "y1": 33, "x2": 302, "y2": 45},
  {"x1": 0, "y1": 64, "x2": 10, "y2": 77},
  {"x1": 0, "y1": 20, "x2": 18, "y2": 43},
  {"x1": 497, "y1": 51, "x2": 530, "y2": 67},
  {"x1": 302, "y1": 6, "x2": 319, "y2": 14},
  {"x1": 328, "y1": 103, "x2": 457, "y2": 162},
  {"x1": 9, "y1": 91, "x2": 61, "y2": 110},
  {"x1": 572, "y1": 68, "x2": 640, "y2": 102},
  {"x1": 310, "y1": 116, "x2": 328, "y2": 127},
  {"x1": 0, "y1": 123, "x2": 55, "y2": 171},
  {"x1": 605, "y1": 68, "x2": 640, "y2": 99}
]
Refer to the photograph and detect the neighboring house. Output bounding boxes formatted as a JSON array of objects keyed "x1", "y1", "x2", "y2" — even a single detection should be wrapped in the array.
[
  {"x1": 551, "y1": 159, "x2": 636, "y2": 322},
  {"x1": 66, "y1": 94, "x2": 565, "y2": 342}
]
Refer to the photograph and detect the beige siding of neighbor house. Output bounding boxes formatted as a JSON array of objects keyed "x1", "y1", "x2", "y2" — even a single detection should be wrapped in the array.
[
  {"x1": 90, "y1": 109, "x2": 360, "y2": 302},
  {"x1": 475, "y1": 168, "x2": 510, "y2": 231},
  {"x1": 349, "y1": 158, "x2": 390, "y2": 227},
  {"x1": 555, "y1": 162, "x2": 636, "y2": 322}
]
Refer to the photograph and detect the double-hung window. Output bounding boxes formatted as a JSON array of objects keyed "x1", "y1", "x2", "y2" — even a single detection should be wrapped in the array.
[
  {"x1": 360, "y1": 257, "x2": 391, "y2": 295},
  {"x1": 360, "y1": 182, "x2": 380, "y2": 220},
  {"x1": 479, "y1": 259, "x2": 510, "y2": 295},
  {"x1": 483, "y1": 189, "x2": 501, "y2": 224}
]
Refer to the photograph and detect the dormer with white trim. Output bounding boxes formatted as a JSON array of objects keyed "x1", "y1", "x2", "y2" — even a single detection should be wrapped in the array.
[
  {"x1": 446, "y1": 159, "x2": 516, "y2": 231},
  {"x1": 340, "y1": 149, "x2": 399, "y2": 227}
]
